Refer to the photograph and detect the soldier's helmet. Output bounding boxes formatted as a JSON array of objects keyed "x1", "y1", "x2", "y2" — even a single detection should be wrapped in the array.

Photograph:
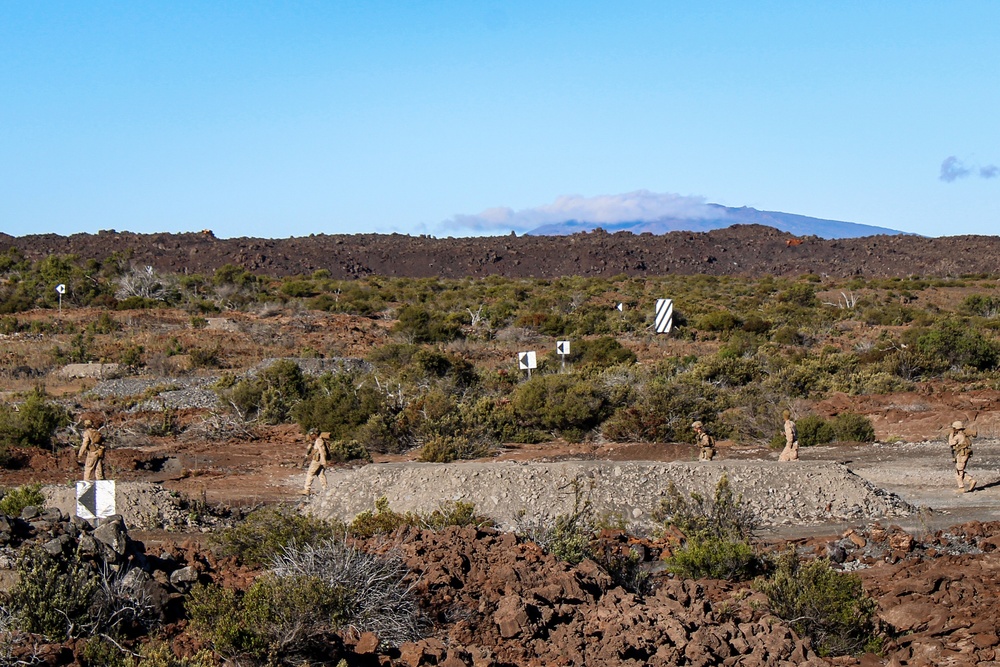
[
  {"x1": 691, "y1": 421, "x2": 703, "y2": 430},
  {"x1": 952, "y1": 420, "x2": 965, "y2": 430},
  {"x1": 782, "y1": 409, "x2": 791, "y2": 419}
]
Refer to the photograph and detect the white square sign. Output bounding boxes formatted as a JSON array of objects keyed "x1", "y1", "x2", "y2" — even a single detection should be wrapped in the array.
[
  {"x1": 556, "y1": 341, "x2": 570, "y2": 355},
  {"x1": 518, "y1": 351, "x2": 537, "y2": 370},
  {"x1": 76, "y1": 481, "x2": 116, "y2": 520}
]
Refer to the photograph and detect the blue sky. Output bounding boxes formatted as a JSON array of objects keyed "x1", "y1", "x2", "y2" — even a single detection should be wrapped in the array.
[{"x1": 2, "y1": 2, "x2": 998, "y2": 239}]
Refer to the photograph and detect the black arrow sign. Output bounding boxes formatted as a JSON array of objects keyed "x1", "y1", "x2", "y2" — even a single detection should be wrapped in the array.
[{"x1": 78, "y1": 482, "x2": 98, "y2": 518}]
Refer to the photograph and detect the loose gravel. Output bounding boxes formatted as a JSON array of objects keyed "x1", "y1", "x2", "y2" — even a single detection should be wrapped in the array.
[
  {"x1": 307, "y1": 460, "x2": 916, "y2": 532},
  {"x1": 42, "y1": 482, "x2": 191, "y2": 529},
  {"x1": 83, "y1": 376, "x2": 221, "y2": 412}
]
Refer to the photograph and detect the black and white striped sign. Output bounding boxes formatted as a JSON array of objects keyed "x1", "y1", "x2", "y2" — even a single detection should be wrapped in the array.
[{"x1": 655, "y1": 298, "x2": 673, "y2": 333}]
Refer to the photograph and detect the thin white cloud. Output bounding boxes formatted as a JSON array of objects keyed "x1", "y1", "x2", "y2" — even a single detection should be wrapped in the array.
[
  {"x1": 442, "y1": 190, "x2": 719, "y2": 234},
  {"x1": 940, "y1": 156, "x2": 999, "y2": 182}
]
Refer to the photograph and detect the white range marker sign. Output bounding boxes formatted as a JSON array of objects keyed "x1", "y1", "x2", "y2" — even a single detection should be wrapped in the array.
[
  {"x1": 76, "y1": 480, "x2": 116, "y2": 520},
  {"x1": 655, "y1": 298, "x2": 674, "y2": 333},
  {"x1": 518, "y1": 351, "x2": 537, "y2": 370},
  {"x1": 556, "y1": 340, "x2": 571, "y2": 356}
]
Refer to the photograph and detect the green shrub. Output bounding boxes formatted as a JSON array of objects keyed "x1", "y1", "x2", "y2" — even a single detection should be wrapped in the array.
[
  {"x1": 741, "y1": 315, "x2": 771, "y2": 334},
  {"x1": 116, "y1": 296, "x2": 162, "y2": 310},
  {"x1": 87, "y1": 311, "x2": 121, "y2": 334},
  {"x1": 794, "y1": 413, "x2": 875, "y2": 445},
  {"x1": 221, "y1": 360, "x2": 309, "y2": 424},
  {"x1": 773, "y1": 325, "x2": 803, "y2": 345},
  {"x1": 0, "y1": 388, "x2": 71, "y2": 451},
  {"x1": 693, "y1": 355, "x2": 764, "y2": 387},
  {"x1": 656, "y1": 474, "x2": 762, "y2": 581},
  {"x1": 291, "y1": 372, "x2": 385, "y2": 439},
  {"x1": 421, "y1": 501, "x2": 494, "y2": 530},
  {"x1": 4, "y1": 547, "x2": 154, "y2": 641},
  {"x1": 698, "y1": 311, "x2": 740, "y2": 332},
  {"x1": 82, "y1": 636, "x2": 134, "y2": 667},
  {"x1": 566, "y1": 336, "x2": 638, "y2": 368},
  {"x1": 211, "y1": 507, "x2": 342, "y2": 567},
  {"x1": 327, "y1": 439, "x2": 372, "y2": 463},
  {"x1": 130, "y1": 640, "x2": 217, "y2": 667},
  {"x1": 755, "y1": 551, "x2": 881, "y2": 656},
  {"x1": 119, "y1": 343, "x2": 145, "y2": 368},
  {"x1": 589, "y1": 543, "x2": 652, "y2": 596},
  {"x1": 348, "y1": 497, "x2": 419, "y2": 539},
  {"x1": 667, "y1": 536, "x2": 760, "y2": 581},
  {"x1": 796, "y1": 414, "x2": 836, "y2": 446},
  {"x1": 279, "y1": 279, "x2": 317, "y2": 298},
  {"x1": 393, "y1": 304, "x2": 462, "y2": 343},
  {"x1": 511, "y1": 374, "x2": 609, "y2": 438},
  {"x1": 602, "y1": 375, "x2": 720, "y2": 443},
  {"x1": 515, "y1": 478, "x2": 594, "y2": 565},
  {"x1": 145, "y1": 406, "x2": 181, "y2": 437},
  {"x1": 776, "y1": 283, "x2": 817, "y2": 307},
  {"x1": 917, "y1": 319, "x2": 1000, "y2": 371},
  {"x1": 353, "y1": 413, "x2": 405, "y2": 454},
  {"x1": 0, "y1": 483, "x2": 44, "y2": 517},
  {"x1": 417, "y1": 434, "x2": 488, "y2": 462},
  {"x1": 515, "y1": 311, "x2": 567, "y2": 336},
  {"x1": 188, "y1": 574, "x2": 345, "y2": 665},
  {"x1": 831, "y1": 413, "x2": 876, "y2": 442},
  {"x1": 839, "y1": 368, "x2": 910, "y2": 395},
  {"x1": 960, "y1": 293, "x2": 1000, "y2": 318},
  {"x1": 189, "y1": 346, "x2": 221, "y2": 368}
]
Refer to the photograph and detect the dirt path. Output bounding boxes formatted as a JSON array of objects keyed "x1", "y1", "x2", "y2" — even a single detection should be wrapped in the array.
[{"x1": 819, "y1": 440, "x2": 1000, "y2": 532}]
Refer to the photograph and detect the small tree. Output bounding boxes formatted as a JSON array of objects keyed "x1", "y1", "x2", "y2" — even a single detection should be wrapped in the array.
[
  {"x1": 656, "y1": 474, "x2": 763, "y2": 581},
  {"x1": 189, "y1": 537, "x2": 423, "y2": 665},
  {"x1": 755, "y1": 550, "x2": 882, "y2": 656},
  {"x1": 0, "y1": 388, "x2": 71, "y2": 453}
]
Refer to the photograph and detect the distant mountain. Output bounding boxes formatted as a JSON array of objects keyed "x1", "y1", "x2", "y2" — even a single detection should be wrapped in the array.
[{"x1": 526, "y1": 204, "x2": 911, "y2": 239}]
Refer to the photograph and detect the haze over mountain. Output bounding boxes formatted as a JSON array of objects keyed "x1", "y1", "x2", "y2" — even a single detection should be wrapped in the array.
[
  {"x1": 445, "y1": 191, "x2": 912, "y2": 239},
  {"x1": 526, "y1": 203, "x2": 911, "y2": 239}
]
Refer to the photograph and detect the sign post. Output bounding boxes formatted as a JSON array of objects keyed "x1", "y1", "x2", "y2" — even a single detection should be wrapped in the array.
[
  {"x1": 556, "y1": 340, "x2": 570, "y2": 372},
  {"x1": 55, "y1": 283, "x2": 66, "y2": 314},
  {"x1": 517, "y1": 351, "x2": 537, "y2": 378}
]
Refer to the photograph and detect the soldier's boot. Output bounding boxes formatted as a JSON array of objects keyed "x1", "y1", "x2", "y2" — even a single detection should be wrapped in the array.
[{"x1": 968, "y1": 479, "x2": 977, "y2": 492}]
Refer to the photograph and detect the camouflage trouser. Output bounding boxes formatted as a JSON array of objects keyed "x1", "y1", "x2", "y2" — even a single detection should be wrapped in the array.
[
  {"x1": 699, "y1": 447, "x2": 715, "y2": 461},
  {"x1": 83, "y1": 455, "x2": 105, "y2": 481},
  {"x1": 955, "y1": 451, "x2": 975, "y2": 489},
  {"x1": 303, "y1": 460, "x2": 328, "y2": 493},
  {"x1": 779, "y1": 442, "x2": 799, "y2": 461}
]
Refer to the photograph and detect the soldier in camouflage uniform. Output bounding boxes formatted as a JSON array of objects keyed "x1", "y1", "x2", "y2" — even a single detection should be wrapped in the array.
[
  {"x1": 778, "y1": 410, "x2": 800, "y2": 462},
  {"x1": 301, "y1": 431, "x2": 330, "y2": 495},
  {"x1": 77, "y1": 419, "x2": 106, "y2": 481},
  {"x1": 692, "y1": 421, "x2": 716, "y2": 461},
  {"x1": 948, "y1": 421, "x2": 977, "y2": 493}
]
